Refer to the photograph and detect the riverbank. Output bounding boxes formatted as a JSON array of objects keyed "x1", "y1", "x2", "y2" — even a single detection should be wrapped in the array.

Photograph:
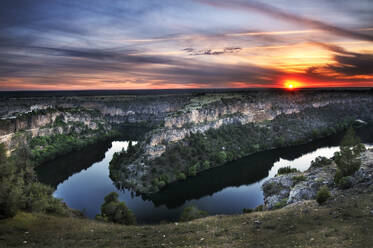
[
  {"x1": 1, "y1": 188, "x2": 373, "y2": 247},
  {"x1": 262, "y1": 148, "x2": 373, "y2": 210},
  {"x1": 111, "y1": 101, "x2": 373, "y2": 194}
]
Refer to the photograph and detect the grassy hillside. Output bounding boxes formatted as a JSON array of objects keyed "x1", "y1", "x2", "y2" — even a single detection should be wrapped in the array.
[{"x1": 1, "y1": 190, "x2": 373, "y2": 248}]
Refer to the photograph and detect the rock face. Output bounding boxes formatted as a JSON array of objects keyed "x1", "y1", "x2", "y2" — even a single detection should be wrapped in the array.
[
  {"x1": 142, "y1": 92, "x2": 373, "y2": 159},
  {"x1": 0, "y1": 109, "x2": 110, "y2": 151},
  {"x1": 262, "y1": 164, "x2": 336, "y2": 210},
  {"x1": 262, "y1": 149, "x2": 373, "y2": 210}
]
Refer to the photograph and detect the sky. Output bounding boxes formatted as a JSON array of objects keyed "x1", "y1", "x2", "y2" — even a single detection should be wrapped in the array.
[{"x1": 1, "y1": 0, "x2": 373, "y2": 90}]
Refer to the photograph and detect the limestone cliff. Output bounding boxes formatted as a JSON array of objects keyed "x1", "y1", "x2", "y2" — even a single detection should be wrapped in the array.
[
  {"x1": 144, "y1": 92, "x2": 373, "y2": 159},
  {"x1": 0, "y1": 108, "x2": 110, "y2": 152},
  {"x1": 110, "y1": 91, "x2": 373, "y2": 194}
]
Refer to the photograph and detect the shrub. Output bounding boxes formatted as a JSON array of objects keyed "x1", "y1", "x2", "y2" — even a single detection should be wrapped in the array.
[
  {"x1": 113, "y1": 202, "x2": 136, "y2": 225},
  {"x1": 338, "y1": 176, "x2": 353, "y2": 189},
  {"x1": 214, "y1": 151, "x2": 227, "y2": 164},
  {"x1": 202, "y1": 160, "x2": 210, "y2": 170},
  {"x1": 23, "y1": 183, "x2": 62, "y2": 213},
  {"x1": 179, "y1": 206, "x2": 208, "y2": 222},
  {"x1": 292, "y1": 175, "x2": 306, "y2": 186},
  {"x1": 242, "y1": 208, "x2": 253, "y2": 213},
  {"x1": 277, "y1": 166, "x2": 298, "y2": 175},
  {"x1": 254, "y1": 205, "x2": 263, "y2": 212},
  {"x1": 158, "y1": 180, "x2": 166, "y2": 189},
  {"x1": 273, "y1": 198, "x2": 288, "y2": 209},
  {"x1": 98, "y1": 192, "x2": 136, "y2": 225},
  {"x1": 316, "y1": 186, "x2": 330, "y2": 205},
  {"x1": 311, "y1": 156, "x2": 332, "y2": 168},
  {"x1": 188, "y1": 164, "x2": 197, "y2": 176},
  {"x1": 334, "y1": 169, "x2": 343, "y2": 184},
  {"x1": 177, "y1": 172, "x2": 186, "y2": 180}
]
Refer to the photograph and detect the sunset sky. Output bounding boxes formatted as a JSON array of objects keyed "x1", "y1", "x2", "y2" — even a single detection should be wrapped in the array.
[{"x1": 1, "y1": 0, "x2": 373, "y2": 90}]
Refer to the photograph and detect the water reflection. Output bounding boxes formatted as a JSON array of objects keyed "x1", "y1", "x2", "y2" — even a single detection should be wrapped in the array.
[{"x1": 36, "y1": 126, "x2": 373, "y2": 223}]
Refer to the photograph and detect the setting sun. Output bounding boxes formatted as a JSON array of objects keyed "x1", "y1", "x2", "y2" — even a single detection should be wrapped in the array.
[{"x1": 284, "y1": 80, "x2": 301, "y2": 90}]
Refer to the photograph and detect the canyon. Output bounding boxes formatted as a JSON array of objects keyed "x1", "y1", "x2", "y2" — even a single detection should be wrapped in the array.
[{"x1": 2, "y1": 89, "x2": 372, "y2": 193}]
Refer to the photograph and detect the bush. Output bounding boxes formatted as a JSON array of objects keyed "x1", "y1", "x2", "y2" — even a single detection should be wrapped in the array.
[
  {"x1": 216, "y1": 151, "x2": 227, "y2": 164},
  {"x1": 254, "y1": 205, "x2": 263, "y2": 212},
  {"x1": 202, "y1": 160, "x2": 210, "y2": 170},
  {"x1": 277, "y1": 166, "x2": 298, "y2": 175},
  {"x1": 338, "y1": 176, "x2": 353, "y2": 189},
  {"x1": 179, "y1": 206, "x2": 208, "y2": 222},
  {"x1": 98, "y1": 192, "x2": 136, "y2": 225},
  {"x1": 334, "y1": 169, "x2": 343, "y2": 184},
  {"x1": 292, "y1": 174, "x2": 306, "y2": 186},
  {"x1": 113, "y1": 202, "x2": 136, "y2": 225},
  {"x1": 177, "y1": 172, "x2": 186, "y2": 180},
  {"x1": 188, "y1": 164, "x2": 197, "y2": 176},
  {"x1": 158, "y1": 180, "x2": 166, "y2": 189},
  {"x1": 273, "y1": 198, "x2": 288, "y2": 209},
  {"x1": 242, "y1": 208, "x2": 253, "y2": 213},
  {"x1": 311, "y1": 156, "x2": 332, "y2": 168},
  {"x1": 23, "y1": 183, "x2": 67, "y2": 215},
  {"x1": 316, "y1": 186, "x2": 330, "y2": 205}
]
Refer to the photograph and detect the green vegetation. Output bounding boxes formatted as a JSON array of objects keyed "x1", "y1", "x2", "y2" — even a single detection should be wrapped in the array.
[
  {"x1": 0, "y1": 143, "x2": 67, "y2": 219},
  {"x1": 95, "y1": 192, "x2": 136, "y2": 225},
  {"x1": 277, "y1": 166, "x2": 299, "y2": 175},
  {"x1": 337, "y1": 176, "x2": 354, "y2": 189},
  {"x1": 2, "y1": 190, "x2": 373, "y2": 247},
  {"x1": 110, "y1": 141, "x2": 142, "y2": 173},
  {"x1": 179, "y1": 206, "x2": 208, "y2": 222},
  {"x1": 316, "y1": 186, "x2": 331, "y2": 205},
  {"x1": 310, "y1": 156, "x2": 332, "y2": 168},
  {"x1": 30, "y1": 131, "x2": 116, "y2": 165},
  {"x1": 292, "y1": 174, "x2": 306, "y2": 186},
  {"x1": 177, "y1": 172, "x2": 186, "y2": 180},
  {"x1": 115, "y1": 103, "x2": 369, "y2": 192},
  {"x1": 273, "y1": 198, "x2": 288, "y2": 209},
  {"x1": 334, "y1": 127, "x2": 366, "y2": 184}
]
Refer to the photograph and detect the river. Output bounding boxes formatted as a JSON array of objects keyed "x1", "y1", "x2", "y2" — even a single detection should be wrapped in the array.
[{"x1": 36, "y1": 125, "x2": 373, "y2": 223}]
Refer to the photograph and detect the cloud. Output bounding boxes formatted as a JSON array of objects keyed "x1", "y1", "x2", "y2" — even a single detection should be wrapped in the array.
[
  {"x1": 0, "y1": 41, "x2": 280, "y2": 88},
  {"x1": 185, "y1": 47, "x2": 242, "y2": 56},
  {"x1": 199, "y1": 0, "x2": 373, "y2": 42},
  {"x1": 309, "y1": 42, "x2": 373, "y2": 77}
]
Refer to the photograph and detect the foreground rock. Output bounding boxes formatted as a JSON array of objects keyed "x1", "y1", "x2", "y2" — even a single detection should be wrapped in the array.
[{"x1": 262, "y1": 149, "x2": 373, "y2": 210}]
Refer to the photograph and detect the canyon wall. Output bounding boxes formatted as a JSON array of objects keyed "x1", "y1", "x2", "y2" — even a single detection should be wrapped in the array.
[
  {"x1": 144, "y1": 92, "x2": 373, "y2": 158},
  {"x1": 0, "y1": 108, "x2": 110, "y2": 152}
]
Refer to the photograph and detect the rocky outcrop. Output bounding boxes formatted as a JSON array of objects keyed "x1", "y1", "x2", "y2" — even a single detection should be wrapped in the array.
[
  {"x1": 0, "y1": 108, "x2": 111, "y2": 151},
  {"x1": 262, "y1": 149, "x2": 373, "y2": 210}
]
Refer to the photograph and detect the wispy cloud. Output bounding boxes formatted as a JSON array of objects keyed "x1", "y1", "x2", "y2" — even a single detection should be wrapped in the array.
[
  {"x1": 0, "y1": 0, "x2": 373, "y2": 89},
  {"x1": 199, "y1": 0, "x2": 373, "y2": 42}
]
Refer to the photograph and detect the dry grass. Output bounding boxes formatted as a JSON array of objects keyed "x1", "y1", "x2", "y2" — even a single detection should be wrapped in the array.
[{"x1": 1, "y1": 192, "x2": 373, "y2": 248}]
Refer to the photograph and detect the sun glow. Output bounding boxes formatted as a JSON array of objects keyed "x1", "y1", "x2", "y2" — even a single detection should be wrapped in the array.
[{"x1": 284, "y1": 80, "x2": 301, "y2": 90}]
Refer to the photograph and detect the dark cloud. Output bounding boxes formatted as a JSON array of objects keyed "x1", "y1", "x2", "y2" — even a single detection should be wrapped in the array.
[
  {"x1": 0, "y1": 41, "x2": 278, "y2": 87},
  {"x1": 310, "y1": 42, "x2": 373, "y2": 77},
  {"x1": 200, "y1": 0, "x2": 373, "y2": 42},
  {"x1": 185, "y1": 47, "x2": 242, "y2": 56}
]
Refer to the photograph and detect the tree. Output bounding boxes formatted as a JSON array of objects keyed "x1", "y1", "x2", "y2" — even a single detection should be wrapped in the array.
[
  {"x1": 188, "y1": 164, "x2": 197, "y2": 176},
  {"x1": 202, "y1": 160, "x2": 210, "y2": 170},
  {"x1": 97, "y1": 192, "x2": 136, "y2": 225},
  {"x1": 177, "y1": 172, "x2": 186, "y2": 180},
  {"x1": 316, "y1": 186, "x2": 330, "y2": 205},
  {"x1": 113, "y1": 202, "x2": 136, "y2": 225},
  {"x1": 0, "y1": 143, "x2": 6, "y2": 164},
  {"x1": 334, "y1": 127, "x2": 365, "y2": 183},
  {"x1": 215, "y1": 151, "x2": 227, "y2": 164},
  {"x1": 179, "y1": 206, "x2": 208, "y2": 222}
]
